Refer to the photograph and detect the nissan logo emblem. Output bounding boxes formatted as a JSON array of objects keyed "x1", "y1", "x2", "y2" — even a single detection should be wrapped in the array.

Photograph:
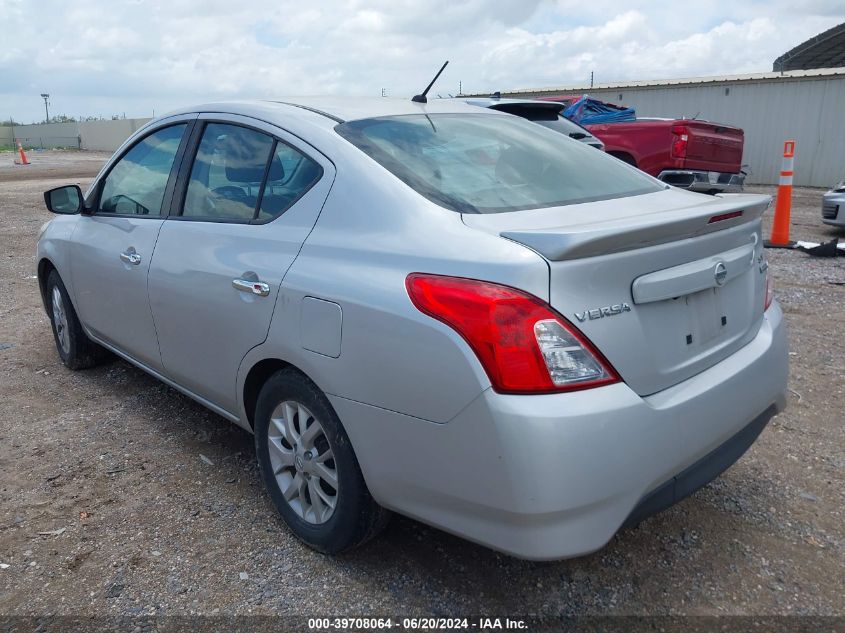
[{"x1": 714, "y1": 261, "x2": 728, "y2": 286}]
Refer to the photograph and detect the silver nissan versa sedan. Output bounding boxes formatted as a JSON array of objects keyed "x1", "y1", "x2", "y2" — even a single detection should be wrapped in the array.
[{"x1": 37, "y1": 97, "x2": 788, "y2": 560}]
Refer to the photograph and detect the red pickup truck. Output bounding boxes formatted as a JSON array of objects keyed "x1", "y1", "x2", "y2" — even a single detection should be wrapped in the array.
[{"x1": 536, "y1": 95, "x2": 746, "y2": 194}]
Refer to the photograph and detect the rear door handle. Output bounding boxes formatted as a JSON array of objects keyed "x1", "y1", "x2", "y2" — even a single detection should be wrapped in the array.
[
  {"x1": 232, "y1": 278, "x2": 270, "y2": 297},
  {"x1": 119, "y1": 250, "x2": 142, "y2": 265}
]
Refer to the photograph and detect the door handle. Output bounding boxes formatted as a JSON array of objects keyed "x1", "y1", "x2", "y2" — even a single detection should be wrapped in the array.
[
  {"x1": 232, "y1": 278, "x2": 270, "y2": 297},
  {"x1": 119, "y1": 250, "x2": 142, "y2": 265}
]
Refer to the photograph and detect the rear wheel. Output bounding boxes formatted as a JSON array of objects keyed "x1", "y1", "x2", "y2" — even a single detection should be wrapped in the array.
[
  {"x1": 254, "y1": 368, "x2": 389, "y2": 553},
  {"x1": 610, "y1": 151, "x2": 637, "y2": 167},
  {"x1": 46, "y1": 270, "x2": 109, "y2": 370}
]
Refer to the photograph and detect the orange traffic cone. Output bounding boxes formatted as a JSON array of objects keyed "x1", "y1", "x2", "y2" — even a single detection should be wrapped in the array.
[
  {"x1": 15, "y1": 141, "x2": 30, "y2": 166},
  {"x1": 765, "y1": 140, "x2": 796, "y2": 249}
]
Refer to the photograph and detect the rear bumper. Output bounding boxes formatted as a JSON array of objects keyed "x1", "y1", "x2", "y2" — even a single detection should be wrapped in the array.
[
  {"x1": 658, "y1": 169, "x2": 745, "y2": 193},
  {"x1": 822, "y1": 191, "x2": 845, "y2": 227},
  {"x1": 622, "y1": 403, "x2": 776, "y2": 529},
  {"x1": 332, "y1": 303, "x2": 788, "y2": 560}
]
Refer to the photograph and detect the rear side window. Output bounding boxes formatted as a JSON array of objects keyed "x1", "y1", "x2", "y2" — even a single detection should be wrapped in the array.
[
  {"x1": 336, "y1": 114, "x2": 661, "y2": 214},
  {"x1": 257, "y1": 142, "x2": 323, "y2": 222},
  {"x1": 182, "y1": 123, "x2": 323, "y2": 222},
  {"x1": 99, "y1": 124, "x2": 187, "y2": 216}
]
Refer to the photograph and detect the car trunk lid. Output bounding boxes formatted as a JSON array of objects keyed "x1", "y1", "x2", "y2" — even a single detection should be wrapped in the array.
[{"x1": 462, "y1": 189, "x2": 770, "y2": 395}]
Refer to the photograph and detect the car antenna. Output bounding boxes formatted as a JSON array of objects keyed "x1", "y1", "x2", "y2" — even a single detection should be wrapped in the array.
[{"x1": 412, "y1": 61, "x2": 449, "y2": 104}]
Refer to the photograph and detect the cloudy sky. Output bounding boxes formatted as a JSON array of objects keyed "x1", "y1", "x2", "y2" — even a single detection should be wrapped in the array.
[{"x1": 1, "y1": 0, "x2": 843, "y2": 123}]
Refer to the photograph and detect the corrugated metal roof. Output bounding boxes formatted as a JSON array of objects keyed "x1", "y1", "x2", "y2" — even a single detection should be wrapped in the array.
[
  {"x1": 484, "y1": 67, "x2": 845, "y2": 96},
  {"x1": 773, "y1": 22, "x2": 845, "y2": 71}
]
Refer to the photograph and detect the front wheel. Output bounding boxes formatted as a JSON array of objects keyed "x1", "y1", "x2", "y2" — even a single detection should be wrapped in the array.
[
  {"x1": 254, "y1": 368, "x2": 389, "y2": 553},
  {"x1": 46, "y1": 270, "x2": 109, "y2": 370}
]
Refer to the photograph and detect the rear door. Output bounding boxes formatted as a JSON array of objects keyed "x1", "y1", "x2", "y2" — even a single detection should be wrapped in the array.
[
  {"x1": 147, "y1": 114, "x2": 334, "y2": 415},
  {"x1": 70, "y1": 119, "x2": 194, "y2": 370}
]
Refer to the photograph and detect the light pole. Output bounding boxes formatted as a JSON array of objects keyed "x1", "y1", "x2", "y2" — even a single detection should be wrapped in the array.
[{"x1": 40, "y1": 93, "x2": 50, "y2": 122}]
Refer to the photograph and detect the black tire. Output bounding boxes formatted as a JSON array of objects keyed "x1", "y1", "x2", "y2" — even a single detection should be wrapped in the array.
[
  {"x1": 611, "y1": 152, "x2": 637, "y2": 167},
  {"x1": 254, "y1": 368, "x2": 389, "y2": 554},
  {"x1": 46, "y1": 270, "x2": 109, "y2": 370}
]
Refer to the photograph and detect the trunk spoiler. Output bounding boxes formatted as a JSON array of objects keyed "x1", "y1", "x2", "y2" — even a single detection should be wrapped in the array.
[{"x1": 500, "y1": 195, "x2": 770, "y2": 261}]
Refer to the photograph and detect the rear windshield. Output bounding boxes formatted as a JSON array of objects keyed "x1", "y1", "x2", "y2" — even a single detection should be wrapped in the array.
[{"x1": 336, "y1": 113, "x2": 661, "y2": 214}]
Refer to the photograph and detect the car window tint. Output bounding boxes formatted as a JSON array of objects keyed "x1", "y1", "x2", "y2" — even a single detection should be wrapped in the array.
[
  {"x1": 336, "y1": 114, "x2": 661, "y2": 214},
  {"x1": 256, "y1": 142, "x2": 323, "y2": 222},
  {"x1": 183, "y1": 123, "x2": 274, "y2": 221},
  {"x1": 99, "y1": 124, "x2": 186, "y2": 216}
]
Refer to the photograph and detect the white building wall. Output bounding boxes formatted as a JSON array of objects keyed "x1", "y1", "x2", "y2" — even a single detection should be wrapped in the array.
[{"x1": 513, "y1": 72, "x2": 845, "y2": 187}]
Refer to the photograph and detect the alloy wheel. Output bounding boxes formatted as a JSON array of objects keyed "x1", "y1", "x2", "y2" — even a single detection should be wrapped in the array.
[
  {"x1": 51, "y1": 286, "x2": 70, "y2": 355},
  {"x1": 267, "y1": 400, "x2": 339, "y2": 524}
]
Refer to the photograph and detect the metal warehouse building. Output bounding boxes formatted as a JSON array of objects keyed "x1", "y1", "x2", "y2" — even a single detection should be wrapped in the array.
[{"x1": 498, "y1": 67, "x2": 845, "y2": 188}]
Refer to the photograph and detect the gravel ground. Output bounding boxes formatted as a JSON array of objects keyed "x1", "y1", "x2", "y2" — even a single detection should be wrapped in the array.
[{"x1": 0, "y1": 152, "x2": 843, "y2": 618}]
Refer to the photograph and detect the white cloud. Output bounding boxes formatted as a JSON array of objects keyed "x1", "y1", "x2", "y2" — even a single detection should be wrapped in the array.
[{"x1": 0, "y1": 0, "x2": 842, "y2": 122}]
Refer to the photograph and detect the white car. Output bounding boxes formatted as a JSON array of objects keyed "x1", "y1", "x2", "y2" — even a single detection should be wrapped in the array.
[{"x1": 822, "y1": 181, "x2": 845, "y2": 227}]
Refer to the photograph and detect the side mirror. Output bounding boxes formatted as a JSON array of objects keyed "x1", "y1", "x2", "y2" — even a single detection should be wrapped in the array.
[{"x1": 44, "y1": 185, "x2": 84, "y2": 215}]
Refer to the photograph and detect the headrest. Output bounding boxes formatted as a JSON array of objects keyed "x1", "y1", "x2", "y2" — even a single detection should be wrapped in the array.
[
  {"x1": 266, "y1": 154, "x2": 284, "y2": 181},
  {"x1": 223, "y1": 133, "x2": 284, "y2": 183}
]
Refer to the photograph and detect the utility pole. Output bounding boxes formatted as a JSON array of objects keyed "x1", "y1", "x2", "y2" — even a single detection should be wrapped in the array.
[
  {"x1": 381, "y1": 88, "x2": 386, "y2": 97},
  {"x1": 590, "y1": 72, "x2": 594, "y2": 88},
  {"x1": 458, "y1": 81, "x2": 462, "y2": 96},
  {"x1": 40, "y1": 93, "x2": 50, "y2": 122}
]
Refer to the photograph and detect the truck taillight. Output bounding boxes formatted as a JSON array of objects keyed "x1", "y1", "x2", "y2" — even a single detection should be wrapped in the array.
[
  {"x1": 405, "y1": 273, "x2": 620, "y2": 394},
  {"x1": 671, "y1": 125, "x2": 689, "y2": 159}
]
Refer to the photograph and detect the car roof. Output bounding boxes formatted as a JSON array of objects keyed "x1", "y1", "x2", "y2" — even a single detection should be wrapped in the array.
[{"x1": 164, "y1": 97, "x2": 497, "y2": 125}]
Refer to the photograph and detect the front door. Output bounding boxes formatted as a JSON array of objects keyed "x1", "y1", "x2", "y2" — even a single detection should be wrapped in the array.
[
  {"x1": 70, "y1": 122, "x2": 191, "y2": 370},
  {"x1": 148, "y1": 116, "x2": 334, "y2": 414}
]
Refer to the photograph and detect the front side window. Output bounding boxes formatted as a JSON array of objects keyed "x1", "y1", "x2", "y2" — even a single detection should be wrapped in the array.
[
  {"x1": 336, "y1": 114, "x2": 662, "y2": 214},
  {"x1": 99, "y1": 124, "x2": 187, "y2": 216}
]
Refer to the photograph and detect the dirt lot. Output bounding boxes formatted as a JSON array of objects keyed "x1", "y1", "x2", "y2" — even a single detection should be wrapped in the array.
[{"x1": 0, "y1": 151, "x2": 843, "y2": 618}]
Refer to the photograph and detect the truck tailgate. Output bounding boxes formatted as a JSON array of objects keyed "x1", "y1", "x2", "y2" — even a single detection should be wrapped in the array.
[{"x1": 684, "y1": 121, "x2": 744, "y2": 173}]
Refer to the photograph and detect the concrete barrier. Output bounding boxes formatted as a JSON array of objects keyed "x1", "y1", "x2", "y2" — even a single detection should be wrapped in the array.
[
  {"x1": 9, "y1": 121, "x2": 79, "y2": 149},
  {"x1": 4, "y1": 118, "x2": 152, "y2": 153},
  {"x1": 78, "y1": 118, "x2": 151, "y2": 151},
  {"x1": 0, "y1": 126, "x2": 13, "y2": 148}
]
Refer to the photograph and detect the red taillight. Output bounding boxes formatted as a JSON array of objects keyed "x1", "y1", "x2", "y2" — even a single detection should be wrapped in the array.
[
  {"x1": 671, "y1": 125, "x2": 689, "y2": 159},
  {"x1": 405, "y1": 273, "x2": 620, "y2": 394}
]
